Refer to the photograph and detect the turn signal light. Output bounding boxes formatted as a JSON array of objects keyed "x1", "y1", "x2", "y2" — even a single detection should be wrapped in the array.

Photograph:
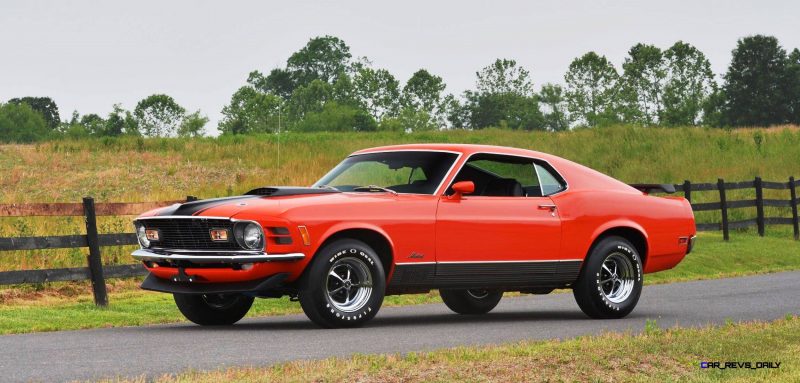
[
  {"x1": 145, "y1": 229, "x2": 160, "y2": 241},
  {"x1": 209, "y1": 229, "x2": 229, "y2": 242},
  {"x1": 298, "y1": 225, "x2": 311, "y2": 246}
]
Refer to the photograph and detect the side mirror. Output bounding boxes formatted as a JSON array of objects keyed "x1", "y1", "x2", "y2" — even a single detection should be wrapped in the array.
[{"x1": 451, "y1": 181, "x2": 475, "y2": 199}]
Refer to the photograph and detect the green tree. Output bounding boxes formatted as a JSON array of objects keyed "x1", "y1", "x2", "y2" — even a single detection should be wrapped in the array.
[
  {"x1": 219, "y1": 86, "x2": 284, "y2": 134},
  {"x1": 133, "y1": 94, "x2": 186, "y2": 137},
  {"x1": 352, "y1": 109, "x2": 378, "y2": 132},
  {"x1": 722, "y1": 35, "x2": 791, "y2": 126},
  {"x1": 380, "y1": 108, "x2": 438, "y2": 133},
  {"x1": 0, "y1": 102, "x2": 50, "y2": 142},
  {"x1": 352, "y1": 67, "x2": 400, "y2": 121},
  {"x1": 287, "y1": 79, "x2": 334, "y2": 121},
  {"x1": 287, "y1": 35, "x2": 352, "y2": 87},
  {"x1": 294, "y1": 101, "x2": 365, "y2": 132},
  {"x1": 178, "y1": 111, "x2": 209, "y2": 137},
  {"x1": 564, "y1": 52, "x2": 621, "y2": 127},
  {"x1": 403, "y1": 70, "x2": 443, "y2": 110},
  {"x1": 539, "y1": 83, "x2": 570, "y2": 131},
  {"x1": 79, "y1": 113, "x2": 106, "y2": 136},
  {"x1": 104, "y1": 104, "x2": 139, "y2": 136},
  {"x1": 465, "y1": 91, "x2": 543, "y2": 130},
  {"x1": 466, "y1": 59, "x2": 543, "y2": 130},
  {"x1": 661, "y1": 41, "x2": 716, "y2": 126},
  {"x1": 251, "y1": 68, "x2": 296, "y2": 100},
  {"x1": 787, "y1": 48, "x2": 800, "y2": 124},
  {"x1": 8, "y1": 97, "x2": 60, "y2": 130},
  {"x1": 442, "y1": 95, "x2": 469, "y2": 130},
  {"x1": 402, "y1": 69, "x2": 447, "y2": 124},
  {"x1": 620, "y1": 44, "x2": 665, "y2": 125},
  {"x1": 702, "y1": 88, "x2": 727, "y2": 127},
  {"x1": 331, "y1": 73, "x2": 358, "y2": 106},
  {"x1": 475, "y1": 58, "x2": 534, "y2": 96}
]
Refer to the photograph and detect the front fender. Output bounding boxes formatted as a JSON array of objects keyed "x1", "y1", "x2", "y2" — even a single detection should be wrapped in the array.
[{"x1": 313, "y1": 222, "x2": 396, "y2": 261}]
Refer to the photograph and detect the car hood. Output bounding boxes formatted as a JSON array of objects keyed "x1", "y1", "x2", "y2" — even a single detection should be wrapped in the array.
[{"x1": 139, "y1": 187, "x2": 343, "y2": 218}]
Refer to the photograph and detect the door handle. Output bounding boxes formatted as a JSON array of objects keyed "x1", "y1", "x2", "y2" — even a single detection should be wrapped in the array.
[{"x1": 538, "y1": 204, "x2": 557, "y2": 216}]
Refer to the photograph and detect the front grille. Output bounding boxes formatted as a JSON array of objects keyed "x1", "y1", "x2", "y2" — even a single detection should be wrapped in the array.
[{"x1": 138, "y1": 218, "x2": 242, "y2": 250}]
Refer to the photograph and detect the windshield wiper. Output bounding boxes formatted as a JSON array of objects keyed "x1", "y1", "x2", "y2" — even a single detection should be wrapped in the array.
[
  {"x1": 352, "y1": 185, "x2": 398, "y2": 195},
  {"x1": 316, "y1": 184, "x2": 340, "y2": 191}
]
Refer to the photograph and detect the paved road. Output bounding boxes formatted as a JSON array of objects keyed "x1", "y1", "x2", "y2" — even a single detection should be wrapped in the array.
[{"x1": 1, "y1": 272, "x2": 798, "y2": 382}]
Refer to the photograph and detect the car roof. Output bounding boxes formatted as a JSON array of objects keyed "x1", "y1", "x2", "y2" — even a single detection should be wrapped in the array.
[{"x1": 352, "y1": 143, "x2": 562, "y2": 162}]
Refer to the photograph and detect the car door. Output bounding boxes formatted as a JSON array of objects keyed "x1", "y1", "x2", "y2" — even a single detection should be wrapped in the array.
[{"x1": 435, "y1": 153, "x2": 564, "y2": 270}]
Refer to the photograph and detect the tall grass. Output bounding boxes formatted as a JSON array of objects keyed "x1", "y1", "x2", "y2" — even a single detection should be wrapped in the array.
[
  {"x1": 1, "y1": 125, "x2": 799, "y2": 271},
  {"x1": 3, "y1": 125, "x2": 799, "y2": 202}
]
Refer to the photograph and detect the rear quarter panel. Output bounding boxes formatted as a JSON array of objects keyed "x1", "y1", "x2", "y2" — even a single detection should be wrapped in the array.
[{"x1": 551, "y1": 189, "x2": 695, "y2": 273}]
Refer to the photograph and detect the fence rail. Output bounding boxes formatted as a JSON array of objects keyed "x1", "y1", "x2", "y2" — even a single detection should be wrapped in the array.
[
  {"x1": 0, "y1": 196, "x2": 195, "y2": 306},
  {"x1": 675, "y1": 177, "x2": 799, "y2": 241},
  {"x1": 0, "y1": 178, "x2": 797, "y2": 306}
]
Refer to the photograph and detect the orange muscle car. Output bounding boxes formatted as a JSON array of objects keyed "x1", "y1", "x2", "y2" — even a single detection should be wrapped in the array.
[{"x1": 132, "y1": 144, "x2": 696, "y2": 328}]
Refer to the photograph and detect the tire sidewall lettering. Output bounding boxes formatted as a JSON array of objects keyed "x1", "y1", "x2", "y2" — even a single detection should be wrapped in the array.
[
  {"x1": 594, "y1": 243, "x2": 642, "y2": 310},
  {"x1": 324, "y1": 246, "x2": 379, "y2": 322}
]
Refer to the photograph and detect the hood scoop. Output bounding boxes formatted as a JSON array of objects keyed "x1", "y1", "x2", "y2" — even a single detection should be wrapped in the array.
[{"x1": 244, "y1": 186, "x2": 340, "y2": 197}]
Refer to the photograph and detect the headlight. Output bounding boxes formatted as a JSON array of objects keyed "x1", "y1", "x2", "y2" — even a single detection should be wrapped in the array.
[
  {"x1": 234, "y1": 222, "x2": 264, "y2": 250},
  {"x1": 136, "y1": 223, "x2": 150, "y2": 248}
]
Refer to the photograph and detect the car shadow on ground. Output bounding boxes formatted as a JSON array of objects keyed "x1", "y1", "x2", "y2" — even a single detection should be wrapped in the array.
[{"x1": 146, "y1": 309, "x2": 641, "y2": 333}]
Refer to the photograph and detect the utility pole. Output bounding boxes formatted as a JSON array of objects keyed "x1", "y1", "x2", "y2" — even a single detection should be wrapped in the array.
[{"x1": 277, "y1": 106, "x2": 281, "y2": 171}]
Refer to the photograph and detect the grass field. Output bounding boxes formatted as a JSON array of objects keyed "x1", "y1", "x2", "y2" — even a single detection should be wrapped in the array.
[
  {"x1": 1, "y1": 125, "x2": 799, "y2": 272},
  {"x1": 102, "y1": 315, "x2": 799, "y2": 383},
  {"x1": 2, "y1": 230, "x2": 798, "y2": 335},
  {"x1": 3, "y1": 126, "x2": 800, "y2": 203}
]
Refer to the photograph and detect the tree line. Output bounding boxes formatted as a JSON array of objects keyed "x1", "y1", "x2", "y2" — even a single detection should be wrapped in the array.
[{"x1": 2, "y1": 34, "x2": 799, "y2": 142}]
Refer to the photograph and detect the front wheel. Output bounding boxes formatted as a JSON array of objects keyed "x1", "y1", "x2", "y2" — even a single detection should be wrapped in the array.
[
  {"x1": 298, "y1": 239, "x2": 386, "y2": 328},
  {"x1": 173, "y1": 293, "x2": 254, "y2": 325},
  {"x1": 573, "y1": 236, "x2": 643, "y2": 319},
  {"x1": 440, "y1": 289, "x2": 503, "y2": 314}
]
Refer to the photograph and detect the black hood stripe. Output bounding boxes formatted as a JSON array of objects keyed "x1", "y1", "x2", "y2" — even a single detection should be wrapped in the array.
[
  {"x1": 155, "y1": 187, "x2": 340, "y2": 217},
  {"x1": 157, "y1": 195, "x2": 259, "y2": 216}
]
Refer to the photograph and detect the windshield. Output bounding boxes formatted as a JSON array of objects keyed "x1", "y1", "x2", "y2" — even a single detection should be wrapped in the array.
[{"x1": 313, "y1": 151, "x2": 459, "y2": 194}]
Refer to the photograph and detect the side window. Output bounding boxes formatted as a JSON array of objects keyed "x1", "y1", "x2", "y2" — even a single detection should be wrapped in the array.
[
  {"x1": 469, "y1": 160, "x2": 538, "y2": 187},
  {"x1": 448, "y1": 154, "x2": 539, "y2": 197},
  {"x1": 535, "y1": 163, "x2": 566, "y2": 196}
]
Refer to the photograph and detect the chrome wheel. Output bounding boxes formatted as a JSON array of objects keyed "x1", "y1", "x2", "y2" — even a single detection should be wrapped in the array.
[
  {"x1": 599, "y1": 253, "x2": 635, "y2": 304},
  {"x1": 326, "y1": 258, "x2": 373, "y2": 312}
]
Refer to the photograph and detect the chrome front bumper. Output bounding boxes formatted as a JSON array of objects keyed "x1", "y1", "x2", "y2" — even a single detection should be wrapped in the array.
[{"x1": 132, "y1": 248, "x2": 305, "y2": 264}]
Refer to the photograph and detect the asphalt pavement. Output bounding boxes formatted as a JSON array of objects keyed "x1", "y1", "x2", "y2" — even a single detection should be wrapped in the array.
[{"x1": 0, "y1": 271, "x2": 798, "y2": 382}]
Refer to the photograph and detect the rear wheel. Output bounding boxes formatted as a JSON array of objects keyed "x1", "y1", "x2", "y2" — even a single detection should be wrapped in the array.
[
  {"x1": 440, "y1": 289, "x2": 503, "y2": 314},
  {"x1": 573, "y1": 236, "x2": 643, "y2": 319},
  {"x1": 173, "y1": 293, "x2": 254, "y2": 326},
  {"x1": 298, "y1": 239, "x2": 386, "y2": 328}
]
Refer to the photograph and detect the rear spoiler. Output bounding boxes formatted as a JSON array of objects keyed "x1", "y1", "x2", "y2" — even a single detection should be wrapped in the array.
[{"x1": 629, "y1": 183, "x2": 676, "y2": 194}]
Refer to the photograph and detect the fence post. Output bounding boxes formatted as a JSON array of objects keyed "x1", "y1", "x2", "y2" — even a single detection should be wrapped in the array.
[
  {"x1": 755, "y1": 176, "x2": 765, "y2": 237},
  {"x1": 683, "y1": 180, "x2": 691, "y2": 203},
  {"x1": 790, "y1": 176, "x2": 799, "y2": 241},
  {"x1": 718, "y1": 178, "x2": 729, "y2": 241},
  {"x1": 83, "y1": 197, "x2": 108, "y2": 307},
  {"x1": 187, "y1": 195, "x2": 198, "y2": 202}
]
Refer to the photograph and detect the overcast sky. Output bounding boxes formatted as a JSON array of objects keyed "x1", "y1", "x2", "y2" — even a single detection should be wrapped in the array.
[{"x1": 2, "y1": 0, "x2": 798, "y2": 134}]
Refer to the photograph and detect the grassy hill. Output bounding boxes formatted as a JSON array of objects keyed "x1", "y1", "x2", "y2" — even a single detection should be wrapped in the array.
[
  {"x1": 2, "y1": 125, "x2": 799, "y2": 203},
  {"x1": 0, "y1": 125, "x2": 799, "y2": 272}
]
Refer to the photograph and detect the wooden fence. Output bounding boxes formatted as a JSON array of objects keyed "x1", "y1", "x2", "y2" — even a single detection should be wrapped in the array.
[
  {"x1": 0, "y1": 196, "x2": 196, "y2": 306},
  {"x1": 0, "y1": 177, "x2": 797, "y2": 306},
  {"x1": 675, "y1": 177, "x2": 799, "y2": 241}
]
